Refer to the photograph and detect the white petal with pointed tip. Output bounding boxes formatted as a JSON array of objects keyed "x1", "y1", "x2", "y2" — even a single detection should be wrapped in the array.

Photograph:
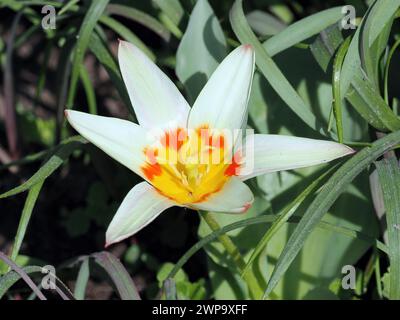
[
  {"x1": 65, "y1": 110, "x2": 152, "y2": 179},
  {"x1": 239, "y1": 134, "x2": 355, "y2": 180},
  {"x1": 188, "y1": 44, "x2": 255, "y2": 131},
  {"x1": 118, "y1": 40, "x2": 190, "y2": 130},
  {"x1": 191, "y1": 177, "x2": 254, "y2": 213},
  {"x1": 106, "y1": 182, "x2": 176, "y2": 246}
]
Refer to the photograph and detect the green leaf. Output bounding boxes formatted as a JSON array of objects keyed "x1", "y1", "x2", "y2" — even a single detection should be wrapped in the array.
[
  {"x1": 19, "y1": 107, "x2": 57, "y2": 147},
  {"x1": 163, "y1": 278, "x2": 177, "y2": 300},
  {"x1": 382, "y1": 270, "x2": 390, "y2": 298},
  {"x1": 246, "y1": 10, "x2": 286, "y2": 36},
  {"x1": 106, "y1": 4, "x2": 170, "y2": 42},
  {"x1": 9, "y1": 181, "x2": 44, "y2": 264},
  {"x1": 153, "y1": 0, "x2": 184, "y2": 26},
  {"x1": 91, "y1": 251, "x2": 140, "y2": 300},
  {"x1": 340, "y1": 12, "x2": 363, "y2": 100},
  {"x1": 99, "y1": 15, "x2": 155, "y2": 61},
  {"x1": 376, "y1": 156, "x2": 400, "y2": 299},
  {"x1": 310, "y1": 24, "x2": 343, "y2": 72},
  {"x1": 263, "y1": 6, "x2": 344, "y2": 57},
  {"x1": 303, "y1": 287, "x2": 339, "y2": 300},
  {"x1": 230, "y1": 0, "x2": 327, "y2": 136},
  {"x1": 176, "y1": 0, "x2": 227, "y2": 102},
  {"x1": 360, "y1": 0, "x2": 400, "y2": 87},
  {"x1": 67, "y1": 0, "x2": 109, "y2": 108},
  {"x1": 384, "y1": 38, "x2": 400, "y2": 104},
  {"x1": 169, "y1": 214, "x2": 386, "y2": 281},
  {"x1": 0, "y1": 265, "x2": 44, "y2": 299},
  {"x1": 332, "y1": 36, "x2": 351, "y2": 143},
  {"x1": 264, "y1": 130, "x2": 400, "y2": 298},
  {"x1": 0, "y1": 254, "x2": 46, "y2": 300},
  {"x1": 79, "y1": 65, "x2": 97, "y2": 115},
  {"x1": 262, "y1": 173, "x2": 378, "y2": 299},
  {"x1": 0, "y1": 148, "x2": 50, "y2": 172},
  {"x1": 348, "y1": 71, "x2": 400, "y2": 132},
  {"x1": 341, "y1": 0, "x2": 399, "y2": 97},
  {"x1": 74, "y1": 258, "x2": 90, "y2": 300},
  {"x1": 0, "y1": 263, "x2": 74, "y2": 299},
  {"x1": 242, "y1": 166, "x2": 338, "y2": 276},
  {"x1": 311, "y1": 24, "x2": 400, "y2": 132},
  {"x1": 366, "y1": 0, "x2": 400, "y2": 46},
  {"x1": 248, "y1": 42, "x2": 368, "y2": 142},
  {"x1": 58, "y1": 0, "x2": 80, "y2": 15},
  {"x1": 158, "y1": 262, "x2": 186, "y2": 283},
  {"x1": 88, "y1": 32, "x2": 134, "y2": 116},
  {"x1": 0, "y1": 136, "x2": 85, "y2": 199}
]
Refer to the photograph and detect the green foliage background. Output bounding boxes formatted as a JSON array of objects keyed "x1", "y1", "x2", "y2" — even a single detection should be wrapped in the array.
[{"x1": 0, "y1": 0, "x2": 400, "y2": 300}]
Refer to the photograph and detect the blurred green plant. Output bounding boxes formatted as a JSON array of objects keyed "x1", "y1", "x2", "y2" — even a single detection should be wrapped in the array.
[{"x1": 0, "y1": 0, "x2": 400, "y2": 300}]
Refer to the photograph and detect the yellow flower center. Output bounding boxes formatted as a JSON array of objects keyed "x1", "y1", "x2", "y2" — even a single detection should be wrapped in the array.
[{"x1": 141, "y1": 126, "x2": 240, "y2": 205}]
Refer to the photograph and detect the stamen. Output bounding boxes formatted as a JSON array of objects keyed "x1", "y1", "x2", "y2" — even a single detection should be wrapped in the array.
[{"x1": 141, "y1": 126, "x2": 238, "y2": 204}]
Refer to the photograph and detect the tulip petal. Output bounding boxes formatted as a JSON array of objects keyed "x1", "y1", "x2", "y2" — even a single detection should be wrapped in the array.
[
  {"x1": 118, "y1": 40, "x2": 190, "y2": 130},
  {"x1": 188, "y1": 44, "x2": 255, "y2": 131},
  {"x1": 106, "y1": 182, "x2": 176, "y2": 246},
  {"x1": 65, "y1": 110, "x2": 152, "y2": 178},
  {"x1": 239, "y1": 134, "x2": 355, "y2": 180},
  {"x1": 191, "y1": 177, "x2": 254, "y2": 213}
]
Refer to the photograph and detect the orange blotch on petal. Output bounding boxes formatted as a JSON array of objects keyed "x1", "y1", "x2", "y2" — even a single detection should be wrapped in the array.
[
  {"x1": 142, "y1": 163, "x2": 162, "y2": 181},
  {"x1": 225, "y1": 155, "x2": 241, "y2": 176}
]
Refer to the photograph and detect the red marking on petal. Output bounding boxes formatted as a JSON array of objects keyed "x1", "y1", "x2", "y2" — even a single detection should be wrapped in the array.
[
  {"x1": 142, "y1": 163, "x2": 162, "y2": 181},
  {"x1": 241, "y1": 202, "x2": 252, "y2": 213},
  {"x1": 225, "y1": 158, "x2": 240, "y2": 176}
]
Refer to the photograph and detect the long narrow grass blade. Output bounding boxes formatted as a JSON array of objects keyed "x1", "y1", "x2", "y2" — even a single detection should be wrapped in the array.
[
  {"x1": 79, "y1": 65, "x2": 97, "y2": 114},
  {"x1": 0, "y1": 253, "x2": 46, "y2": 300},
  {"x1": 106, "y1": 4, "x2": 170, "y2": 41},
  {"x1": 66, "y1": 0, "x2": 109, "y2": 108},
  {"x1": 88, "y1": 32, "x2": 134, "y2": 116},
  {"x1": 348, "y1": 72, "x2": 400, "y2": 132},
  {"x1": 4, "y1": 11, "x2": 21, "y2": 158},
  {"x1": 153, "y1": 0, "x2": 184, "y2": 26},
  {"x1": 163, "y1": 278, "x2": 177, "y2": 300},
  {"x1": 99, "y1": 15, "x2": 155, "y2": 61},
  {"x1": 0, "y1": 137, "x2": 85, "y2": 198},
  {"x1": 360, "y1": 0, "x2": 400, "y2": 87},
  {"x1": 230, "y1": 0, "x2": 326, "y2": 136},
  {"x1": 166, "y1": 215, "x2": 387, "y2": 280},
  {"x1": 92, "y1": 252, "x2": 140, "y2": 300},
  {"x1": 383, "y1": 38, "x2": 400, "y2": 104},
  {"x1": 264, "y1": 130, "x2": 400, "y2": 298},
  {"x1": 74, "y1": 258, "x2": 90, "y2": 300},
  {"x1": 311, "y1": 24, "x2": 400, "y2": 132},
  {"x1": 263, "y1": 6, "x2": 344, "y2": 57},
  {"x1": 242, "y1": 165, "x2": 338, "y2": 277},
  {"x1": 332, "y1": 36, "x2": 351, "y2": 142},
  {"x1": 0, "y1": 264, "x2": 74, "y2": 300},
  {"x1": 9, "y1": 181, "x2": 44, "y2": 263},
  {"x1": 376, "y1": 157, "x2": 400, "y2": 299}
]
